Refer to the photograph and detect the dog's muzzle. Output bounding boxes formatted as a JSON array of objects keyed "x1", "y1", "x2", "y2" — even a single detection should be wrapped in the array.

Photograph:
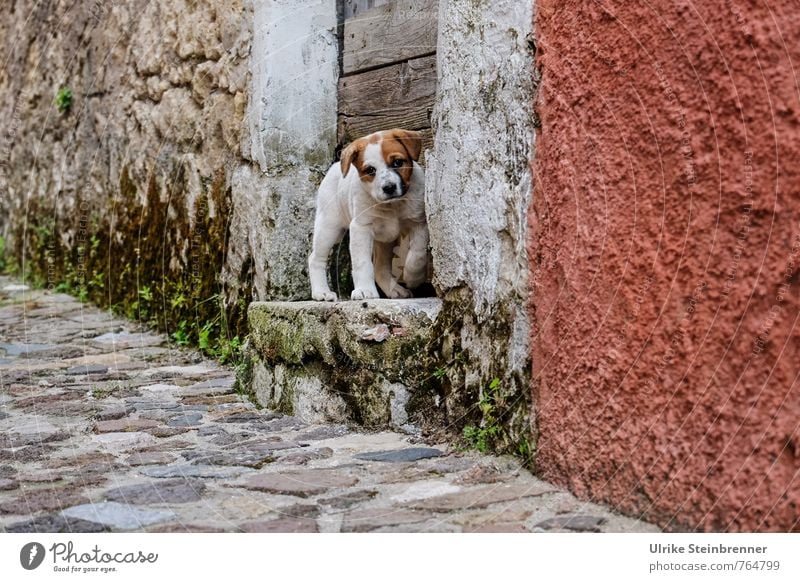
[{"x1": 382, "y1": 183, "x2": 402, "y2": 198}]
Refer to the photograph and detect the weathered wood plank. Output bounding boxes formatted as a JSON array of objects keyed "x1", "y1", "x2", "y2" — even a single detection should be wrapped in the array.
[
  {"x1": 338, "y1": 54, "x2": 436, "y2": 141},
  {"x1": 342, "y1": 0, "x2": 393, "y2": 19},
  {"x1": 343, "y1": 0, "x2": 439, "y2": 74}
]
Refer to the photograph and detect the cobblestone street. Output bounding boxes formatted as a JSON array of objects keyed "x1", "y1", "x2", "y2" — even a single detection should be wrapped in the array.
[{"x1": 0, "y1": 278, "x2": 658, "y2": 533}]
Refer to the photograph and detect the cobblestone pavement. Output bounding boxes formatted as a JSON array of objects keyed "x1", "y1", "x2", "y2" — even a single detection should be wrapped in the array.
[{"x1": 0, "y1": 278, "x2": 659, "y2": 533}]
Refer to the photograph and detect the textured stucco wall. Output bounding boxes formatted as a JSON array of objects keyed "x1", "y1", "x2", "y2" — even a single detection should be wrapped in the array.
[
  {"x1": 0, "y1": 0, "x2": 337, "y2": 341},
  {"x1": 426, "y1": 0, "x2": 536, "y2": 452},
  {"x1": 532, "y1": 1, "x2": 800, "y2": 531}
]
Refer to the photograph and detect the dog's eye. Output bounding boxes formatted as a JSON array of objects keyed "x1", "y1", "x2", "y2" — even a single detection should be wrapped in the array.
[
  {"x1": 363, "y1": 166, "x2": 376, "y2": 176},
  {"x1": 390, "y1": 159, "x2": 405, "y2": 168}
]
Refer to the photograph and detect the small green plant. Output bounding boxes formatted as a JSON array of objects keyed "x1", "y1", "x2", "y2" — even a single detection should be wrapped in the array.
[
  {"x1": 90, "y1": 385, "x2": 114, "y2": 399},
  {"x1": 462, "y1": 377, "x2": 503, "y2": 453},
  {"x1": 138, "y1": 285, "x2": 153, "y2": 303},
  {"x1": 0, "y1": 236, "x2": 6, "y2": 273},
  {"x1": 432, "y1": 366, "x2": 447, "y2": 381},
  {"x1": 198, "y1": 321, "x2": 214, "y2": 352},
  {"x1": 170, "y1": 293, "x2": 187, "y2": 310},
  {"x1": 55, "y1": 87, "x2": 73, "y2": 114},
  {"x1": 172, "y1": 320, "x2": 190, "y2": 345}
]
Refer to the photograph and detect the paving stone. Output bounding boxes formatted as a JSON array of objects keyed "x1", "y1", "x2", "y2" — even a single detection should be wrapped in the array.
[
  {"x1": 91, "y1": 331, "x2": 164, "y2": 348},
  {"x1": 105, "y1": 478, "x2": 206, "y2": 504},
  {"x1": 144, "y1": 364, "x2": 217, "y2": 378},
  {"x1": 182, "y1": 394, "x2": 241, "y2": 406},
  {"x1": 167, "y1": 412, "x2": 204, "y2": 427},
  {"x1": 249, "y1": 417, "x2": 306, "y2": 432},
  {"x1": 140, "y1": 383, "x2": 182, "y2": 393},
  {"x1": 276, "y1": 447, "x2": 334, "y2": 465},
  {"x1": 216, "y1": 411, "x2": 276, "y2": 423},
  {"x1": 65, "y1": 364, "x2": 109, "y2": 375},
  {"x1": 297, "y1": 425, "x2": 350, "y2": 440},
  {"x1": 61, "y1": 502, "x2": 175, "y2": 530},
  {"x1": 455, "y1": 465, "x2": 508, "y2": 485},
  {"x1": 190, "y1": 450, "x2": 274, "y2": 469},
  {"x1": 124, "y1": 451, "x2": 177, "y2": 466},
  {"x1": 341, "y1": 508, "x2": 434, "y2": 533},
  {"x1": 209, "y1": 432, "x2": 251, "y2": 446},
  {"x1": 180, "y1": 377, "x2": 236, "y2": 396},
  {"x1": 132, "y1": 401, "x2": 180, "y2": 411},
  {"x1": 4, "y1": 513, "x2": 111, "y2": 533},
  {"x1": 0, "y1": 343, "x2": 56, "y2": 356},
  {"x1": 47, "y1": 451, "x2": 118, "y2": 469},
  {"x1": 137, "y1": 440, "x2": 193, "y2": 452},
  {"x1": 535, "y1": 515, "x2": 607, "y2": 532},
  {"x1": 140, "y1": 465, "x2": 252, "y2": 479},
  {"x1": 11, "y1": 392, "x2": 85, "y2": 413},
  {"x1": 17, "y1": 471, "x2": 63, "y2": 483},
  {"x1": 94, "y1": 418, "x2": 160, "y2": 433},
  {"x1": 95, "y1": 405, "x2": 133, "y2": 421},
  {"x1": 391, "y1": 481, "x2": 462, "y2": 503},
  {"x1": 197, "y1": 425, "x2": 227, "y2": 437},
  {"x1": 65, "y1": 353, "x2": 132, "y2": 367},
  {"x1": 279, "y1": 504, "x2": 322, "y2": 518},
  {"x1": 0, "y1": 465, "x2": 17, "y2": 478},
  {"x1": 408, "y1": 483, "x2": 556, "y2": 512},
  {"x1": 239, "y1": 517, "x2": 318, "y2": 533},
  {"x1": 225, "y1": 439, "x2": 302, "y2": 453},
  {"x1": 241, "y1": 470, "x2": 359, "y2": 498},
  {"x1": 354, "y1": 447, "x2": 444, "y2": 463},
  {"x1": 146, "y1": 523, "x2": 227, "y2": 533},
  {"x1": 19, "y1": 346, "x2": 87, "y2": 360},
  {"x1": 465, "y1": 522, "x2": 529, "y2": 533},
  {"x1": 0, "y1": 445, "x2": 56, "y2": 462},
  {"x1": 0, "y1": 487, "x2": 88, "y2": 514},
  {"x1": 137, "y1": 409, "x2": 172, "y2": 421},
  {"x1": 148, "y1": 426, "x2": 192, "y2": 438},
  {"x1": 319, "y1": 489, "x2": 378, "y2": 509},
  {"x1": 92, "y1": 431, "x2": 157, "y2": 450}
]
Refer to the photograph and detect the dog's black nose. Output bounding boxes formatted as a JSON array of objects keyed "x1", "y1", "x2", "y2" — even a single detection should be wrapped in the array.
[{"x1": 382, "y1": 183, "x2": 397, "y2": 196}]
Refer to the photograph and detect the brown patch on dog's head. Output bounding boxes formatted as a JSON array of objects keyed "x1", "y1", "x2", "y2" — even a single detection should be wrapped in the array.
[
  {"x1": 380, "y1": 129, "x2": 422, "y2": 188},
  {"x1": 340, "y1": 137, "x2": 367, "y2": 177}
]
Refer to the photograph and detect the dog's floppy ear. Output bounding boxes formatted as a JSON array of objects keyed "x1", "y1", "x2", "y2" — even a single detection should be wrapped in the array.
[
  {"x1": 390, "y1": 129, "x2": 423, "y2": 161},
  {"x1": 340, "y1": 139, "x2": 363, "y2": 177}
]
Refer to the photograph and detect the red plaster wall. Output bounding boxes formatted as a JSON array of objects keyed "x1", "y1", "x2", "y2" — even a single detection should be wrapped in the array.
[{"x1": 531, "y1": 1, "x2": 800, "y2": 531}]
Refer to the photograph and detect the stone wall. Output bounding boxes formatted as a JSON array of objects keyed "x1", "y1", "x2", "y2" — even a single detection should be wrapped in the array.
[
  {"x1": 425, "y1": 0, "x2": 536, "y2": 454},
  {"x1": 532, "y1": 0, "x2": 800, "y2": 531},
  {"x1": 0, "y1": 0, "x2": 337, "y2": 351}
]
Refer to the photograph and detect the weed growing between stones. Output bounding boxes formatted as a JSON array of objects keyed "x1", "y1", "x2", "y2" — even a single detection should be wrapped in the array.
[{"x1": 55, "y1": 87, "x2": 73, "y2": 114}]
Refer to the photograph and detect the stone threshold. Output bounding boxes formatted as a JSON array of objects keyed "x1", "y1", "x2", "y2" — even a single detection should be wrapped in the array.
[{"x1": 240, "y1": 299, "x2": 442, "y2": 432}]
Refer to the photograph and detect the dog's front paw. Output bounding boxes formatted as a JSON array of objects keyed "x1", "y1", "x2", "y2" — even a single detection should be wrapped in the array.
[
  {"x1": 351, "y1": 287, "x2": 379, "y2": 300},
  {"x1": 387, "y1": 283, "x2": 412, "y2": 299},
  {"x1": 312, "y1": 291, "x2": 338, "y2": 302}
]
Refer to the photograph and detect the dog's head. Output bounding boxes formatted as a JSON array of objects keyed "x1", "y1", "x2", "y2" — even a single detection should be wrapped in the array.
[{"x1": 340, "y1": 129, "x2": 422, "y2": 202}]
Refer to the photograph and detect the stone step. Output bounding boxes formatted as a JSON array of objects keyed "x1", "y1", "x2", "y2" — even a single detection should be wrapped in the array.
[{"x1": 240, "y1": 299, "x2": 442, "y2": 431}]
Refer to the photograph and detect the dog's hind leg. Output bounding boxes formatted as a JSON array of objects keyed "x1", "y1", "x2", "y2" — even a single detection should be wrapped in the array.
[
  {"x1": 402, "y1": 224, "x2": 429, "y2": 289},
  {"x1": 308, "y1": 223, "x2": 344, "y2": 301},
  {"x1": 374, "y1": 241, "x2": 412, "y2": 299}
]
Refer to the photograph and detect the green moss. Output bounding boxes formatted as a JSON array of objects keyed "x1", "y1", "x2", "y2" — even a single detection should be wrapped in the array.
[{"x1": 8, "y1": 162, "x2": 251, "y2": 364}]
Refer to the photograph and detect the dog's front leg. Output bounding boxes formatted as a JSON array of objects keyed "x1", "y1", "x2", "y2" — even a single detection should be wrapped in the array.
[
  {"x1": 349, "y1": 223, "x2": 380, "y2": 300},
  {"x1": 403, "y1": 223, "x2": 430, "y2": 289}
]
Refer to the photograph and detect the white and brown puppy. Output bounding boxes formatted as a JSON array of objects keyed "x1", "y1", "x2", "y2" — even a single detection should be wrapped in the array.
[{"x1": 308, "y1": 128, "x2": 428, "y2": 301}]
